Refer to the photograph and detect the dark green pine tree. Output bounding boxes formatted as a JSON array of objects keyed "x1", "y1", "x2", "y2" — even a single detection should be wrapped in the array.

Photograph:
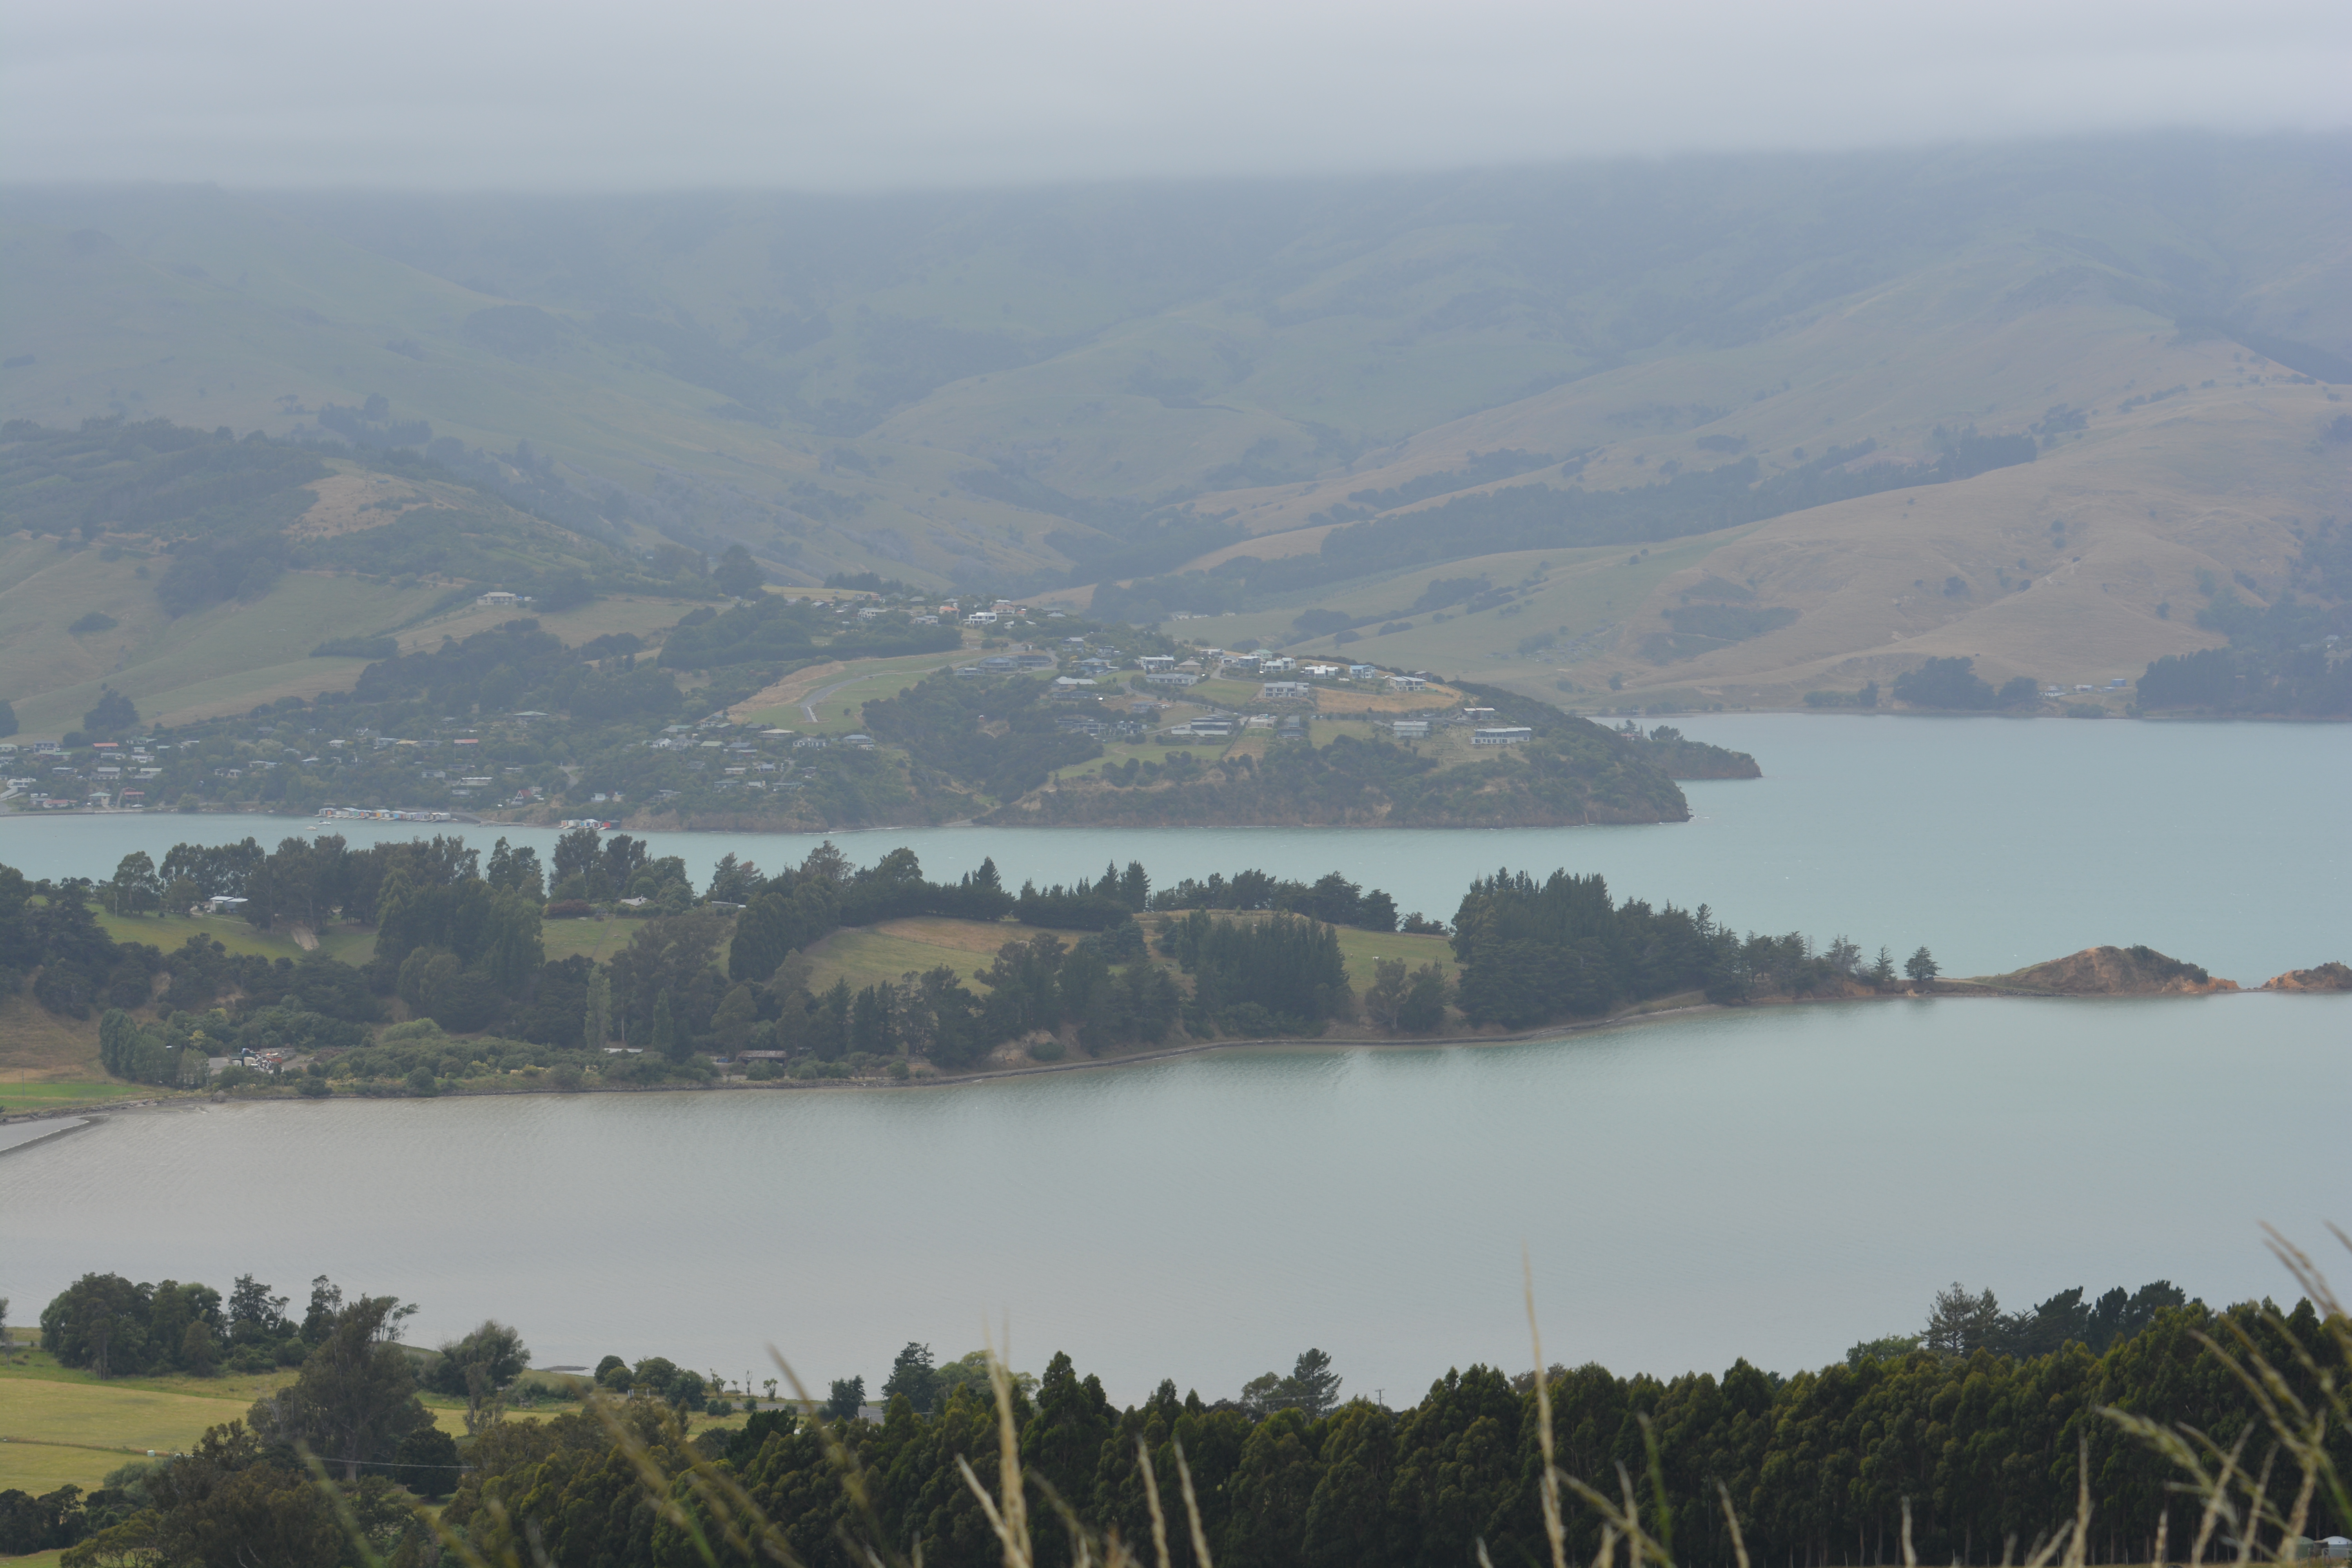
[{"x1": 650, "y1": 992, "x2": 681, "y2": 1061}]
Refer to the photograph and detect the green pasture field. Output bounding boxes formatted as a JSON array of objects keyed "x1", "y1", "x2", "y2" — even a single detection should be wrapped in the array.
[
  {"x1": 793, "y1": 912, "x2": 1452, "y2": 1001},
  {"x1": 0, "y1": 1081, "x2": 151, "y2": 1112},
  {"x1": 0, "y1": 548, "x2": 449, "y2": 738},
  {"x1": 539, "y1": 914, "x2": 644, "y2": 965},
  {"x1": 392, "y1": 591, "x2": 716, "y2": 658},
  {"x1": 94, "y1": 912, "x2": 373, "y2": 967},
  {"x1": 96, "y1": 911, "x2": 307, "y2": 959},
  {"x1": 796, "y1": 917, "x2": 1094, "y2": 992},
  {"x1": 735, "y1": 650, "x2": 973, "y2": 735},
  {"x1": 316, "y1": 928, "x2": 374, "y2": 965},
  {"x1": 0, "y1": 1346, "x2": 470, "y2": 1496},
  {"x1": 1180, "y1": 534, "x2": 1735, "y2": 701},
  {"x1": 1142, "y1": 910, "x2": 1454, "y2": 983},
  {"x1": 0, "y1": 1354, "x2": 277, "y2": 1494}
]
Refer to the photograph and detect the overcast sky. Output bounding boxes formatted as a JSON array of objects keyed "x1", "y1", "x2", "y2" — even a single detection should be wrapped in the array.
[{"x1": 4, "y1": 0, "x2": 2349, "y2": 189}]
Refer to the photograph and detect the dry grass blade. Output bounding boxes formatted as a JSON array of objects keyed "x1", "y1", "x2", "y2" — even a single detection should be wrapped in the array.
[
  {"x1": 1138, "y1": 1436, "x2": 1173, "y2": 1568},
  {"x1": 2235, "y1": 1446, "x2": 2276, "y2": 1567},
  {"x1": 586, "y1": 1390, "x2": 734, "y2": 1564},
  {"x1": 954, "y1": 1330, "x2": 1036, "y2": 1568},
  {"x1": 1527, "y1": 1248, "x2": 1568, "y2": 1568},
  {"x1": 2063, "y1": 1435, "x2": 2091, "y2": 1568},
  {"x1": 1559, "y1": 1459, "x2": 1670, "y2": 1568},
  {"x1": 296, "y1": 1443, "x2": 393, "y2": 1568},
  {"x1": 1028, "y1": 1470, "x2": 1099, "y2": 1568},
  {"x1": 1174, "y1": 1440, "x2": 1216, "y2": 1568},
  {"x1": 957, "y1": 1454, "x2": 1026, "y2": 1567},
  {"x1": 2263, "y1": 1223, "x2": 2347, "y2": 1319},
  {"x1": 1637, "y1": 1414, "x2": 1674, "y2": 1559},
  {"x1": 990, "y1": 1328, "x2": 1033, "y2": 1568},
  {"x1": 764, "y1": 1347, "x2": 888, "y2": 1567},
  {"x1": 1715, "y1": 1481, "x2": 1752, "y2": 1568}
]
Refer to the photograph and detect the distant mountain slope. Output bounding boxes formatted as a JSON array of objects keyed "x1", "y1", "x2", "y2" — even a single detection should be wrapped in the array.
[
  {"x1": 0, "y1": 418, "x2": 708, "y2": 733},
  {"x1": 4, "y1": 136, "x2": 2346, "y2": 705}
]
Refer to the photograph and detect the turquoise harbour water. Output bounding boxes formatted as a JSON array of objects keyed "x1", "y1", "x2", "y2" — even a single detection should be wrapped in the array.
[
  {"x1": 9, "y1": 714, "x2": 2344, "y2": 978},
  {"x1": 1, "y1": 716, "x2": 2346, "y2": 1403}
]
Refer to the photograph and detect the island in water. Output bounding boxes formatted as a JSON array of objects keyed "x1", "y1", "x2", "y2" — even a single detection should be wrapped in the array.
[{"x1": 1, "y1": 832, "x2": 2341, "y2": 1118}]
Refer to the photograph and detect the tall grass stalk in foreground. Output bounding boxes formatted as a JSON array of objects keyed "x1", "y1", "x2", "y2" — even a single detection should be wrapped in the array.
[
  {"x1": 2103, "y1": 1225, "x2": 2351, "y2": 1564},
  {"x1": 323, "y1": 1228, "x2": 2348, "y2": 1568}
]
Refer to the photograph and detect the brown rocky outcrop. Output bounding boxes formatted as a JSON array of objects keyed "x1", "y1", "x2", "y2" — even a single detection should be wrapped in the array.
[
  {"x1": 1989, "y1": 945, "x2": 2238, "y2": 996},
  {"x1": 2258, "y1": 961, "x2": 2352, "y2": 993}
]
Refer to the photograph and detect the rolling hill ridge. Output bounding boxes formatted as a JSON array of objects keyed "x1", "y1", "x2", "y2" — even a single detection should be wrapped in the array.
[{"x1": 4, "y1": 135, "x2": 2347, "y2": 713}]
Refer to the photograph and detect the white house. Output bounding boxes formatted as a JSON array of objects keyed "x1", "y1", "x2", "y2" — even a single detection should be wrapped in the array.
[
  {"x1": 1472, "y1": 726, "x2": 1534, "y2": 745},
  {"x1": 1260, "y1": 681, "x2": 1313, "y2": 701},
  {"x1": 477, "y1": 590, "x2": 524, "y2": 607},
  {"x1": 1387, "y1": 719, "x2": 1431, "y2": 740}
]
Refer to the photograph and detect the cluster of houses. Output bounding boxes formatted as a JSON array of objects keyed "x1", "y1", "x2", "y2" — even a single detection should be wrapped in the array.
[
  {"x1": 1131, "y1": 652, "x2": 1433, "y2": 694},
  {"x1": 2, "y1": 737, "x2": 172, "y2": 810}
]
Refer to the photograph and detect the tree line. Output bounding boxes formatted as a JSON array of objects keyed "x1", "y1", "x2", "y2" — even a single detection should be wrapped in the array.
[
  {"x1": 2136, "y1": 527, "x2": 2350, "y2": 717},
  {"x1": 1448, "y1": 868, "x2": 1933, "y2": 1029},
  {"x1": 443, "y1": 1289, "x2": 2350, "y2": 1568},
  {"x1": 20, "y1": 1261, "x2": 2345, "y2": 1566},
  {"x1": 28, "y1": 831, "x2": 1949, "y2": 1100}
]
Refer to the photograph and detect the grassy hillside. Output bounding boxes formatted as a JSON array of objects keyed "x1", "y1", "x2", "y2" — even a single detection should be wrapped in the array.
[
  {"x1": 0, "y1": 415, "x2": 728, "y2": 734},
  {"x1": 0, "y1": 1347, "x2": 472, "y2": 1495},
  {"x1": 5, "y1": 136, "x2": 2347, "y2": 708}
]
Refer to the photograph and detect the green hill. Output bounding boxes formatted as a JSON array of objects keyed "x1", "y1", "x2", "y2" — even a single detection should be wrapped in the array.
[
  {"x1": 0, "y1": 418, "x2": 711, "y2": 734},
  {"x1": 5, "y1": 136, "x2": 2348, "y2": 711}
]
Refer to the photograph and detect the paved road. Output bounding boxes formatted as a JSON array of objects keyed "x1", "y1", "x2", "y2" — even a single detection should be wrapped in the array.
[{"x1": 800, "y1": 675, "x2": 868, "y2": 724}]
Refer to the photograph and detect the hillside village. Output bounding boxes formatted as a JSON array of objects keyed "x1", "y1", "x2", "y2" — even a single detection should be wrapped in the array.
[{"x1": 1, "y1": 581, "x2": 1619, "y2": 830}]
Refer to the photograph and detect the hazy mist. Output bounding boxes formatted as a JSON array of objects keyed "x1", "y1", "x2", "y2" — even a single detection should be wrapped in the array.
[{"x1": 5, "y1": 0, "x2": 2350, "y2": 189}]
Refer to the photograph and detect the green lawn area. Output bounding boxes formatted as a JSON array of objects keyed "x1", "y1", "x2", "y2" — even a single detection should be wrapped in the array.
[
  {"x1": 792, "y1": 913, "x2": 1452, "y2": 1001},
  {"x1": 0, "y1": 1347, "x2": 470, "y2": 1496},
  {"x1": 1332, "y1": 924, "x2": 1455, "y2": 980},
  {"x1": 736, "y1": 650, "x2": 973, "y2": 735},
  {"x1": 0, "y1": 1361, "x2": 266, "y2": 1494},
  {"x1": 96, "y1": 911, "x2": 309, "y2": 958},
  {"x1": 797, "y1": 917, "x2": 1091, "y2": 991},
  {"x1": 316, "y1": 927, "x2": 375, "y2": 965},
  {"x1": 1053, "y1": 733, "x2": 1209, "y2": 780},
  {"x1": 0, "y1": 1080, "x2": 154, "y2": 1112},
  {"x1": 1185, "y1": 677, "x2": 1262, "y2": 707},
  {"x1": 541, "y1": 915, "x2": 644, "y2": 965}
]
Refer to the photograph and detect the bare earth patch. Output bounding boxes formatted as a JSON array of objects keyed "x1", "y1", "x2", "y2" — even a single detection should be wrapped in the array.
[{"x1": 287, "y1": 472, "x2": 447, "y2": 539}]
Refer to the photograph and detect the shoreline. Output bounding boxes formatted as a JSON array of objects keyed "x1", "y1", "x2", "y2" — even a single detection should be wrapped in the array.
[{"x1": 6, "y1": 985, "x2": 2316, "y2": 1127}]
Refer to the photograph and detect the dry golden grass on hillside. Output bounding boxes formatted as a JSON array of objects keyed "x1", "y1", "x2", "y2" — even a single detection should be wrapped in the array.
[
  {"x1": 1145, "y1": 253, "x2": 2345, "y2": 708},
  {"x1": 285, "y1": 472, "x2": 454, "y2": 539},
  {"x1": 0, "y1": 992, "x2": 103, "y2": 1083}
]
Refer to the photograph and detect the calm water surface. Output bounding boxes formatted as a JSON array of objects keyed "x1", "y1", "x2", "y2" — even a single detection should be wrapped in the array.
[
  {"x1": 5, "y1": 715, "x2": 2343, "y2": 978},
  {"x1": 3, "y1": 717, "x2": 2345, "y2": 1403},
  {"x1": 4, "y1": 997, "x2": 2345, "y2": 1405}
]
